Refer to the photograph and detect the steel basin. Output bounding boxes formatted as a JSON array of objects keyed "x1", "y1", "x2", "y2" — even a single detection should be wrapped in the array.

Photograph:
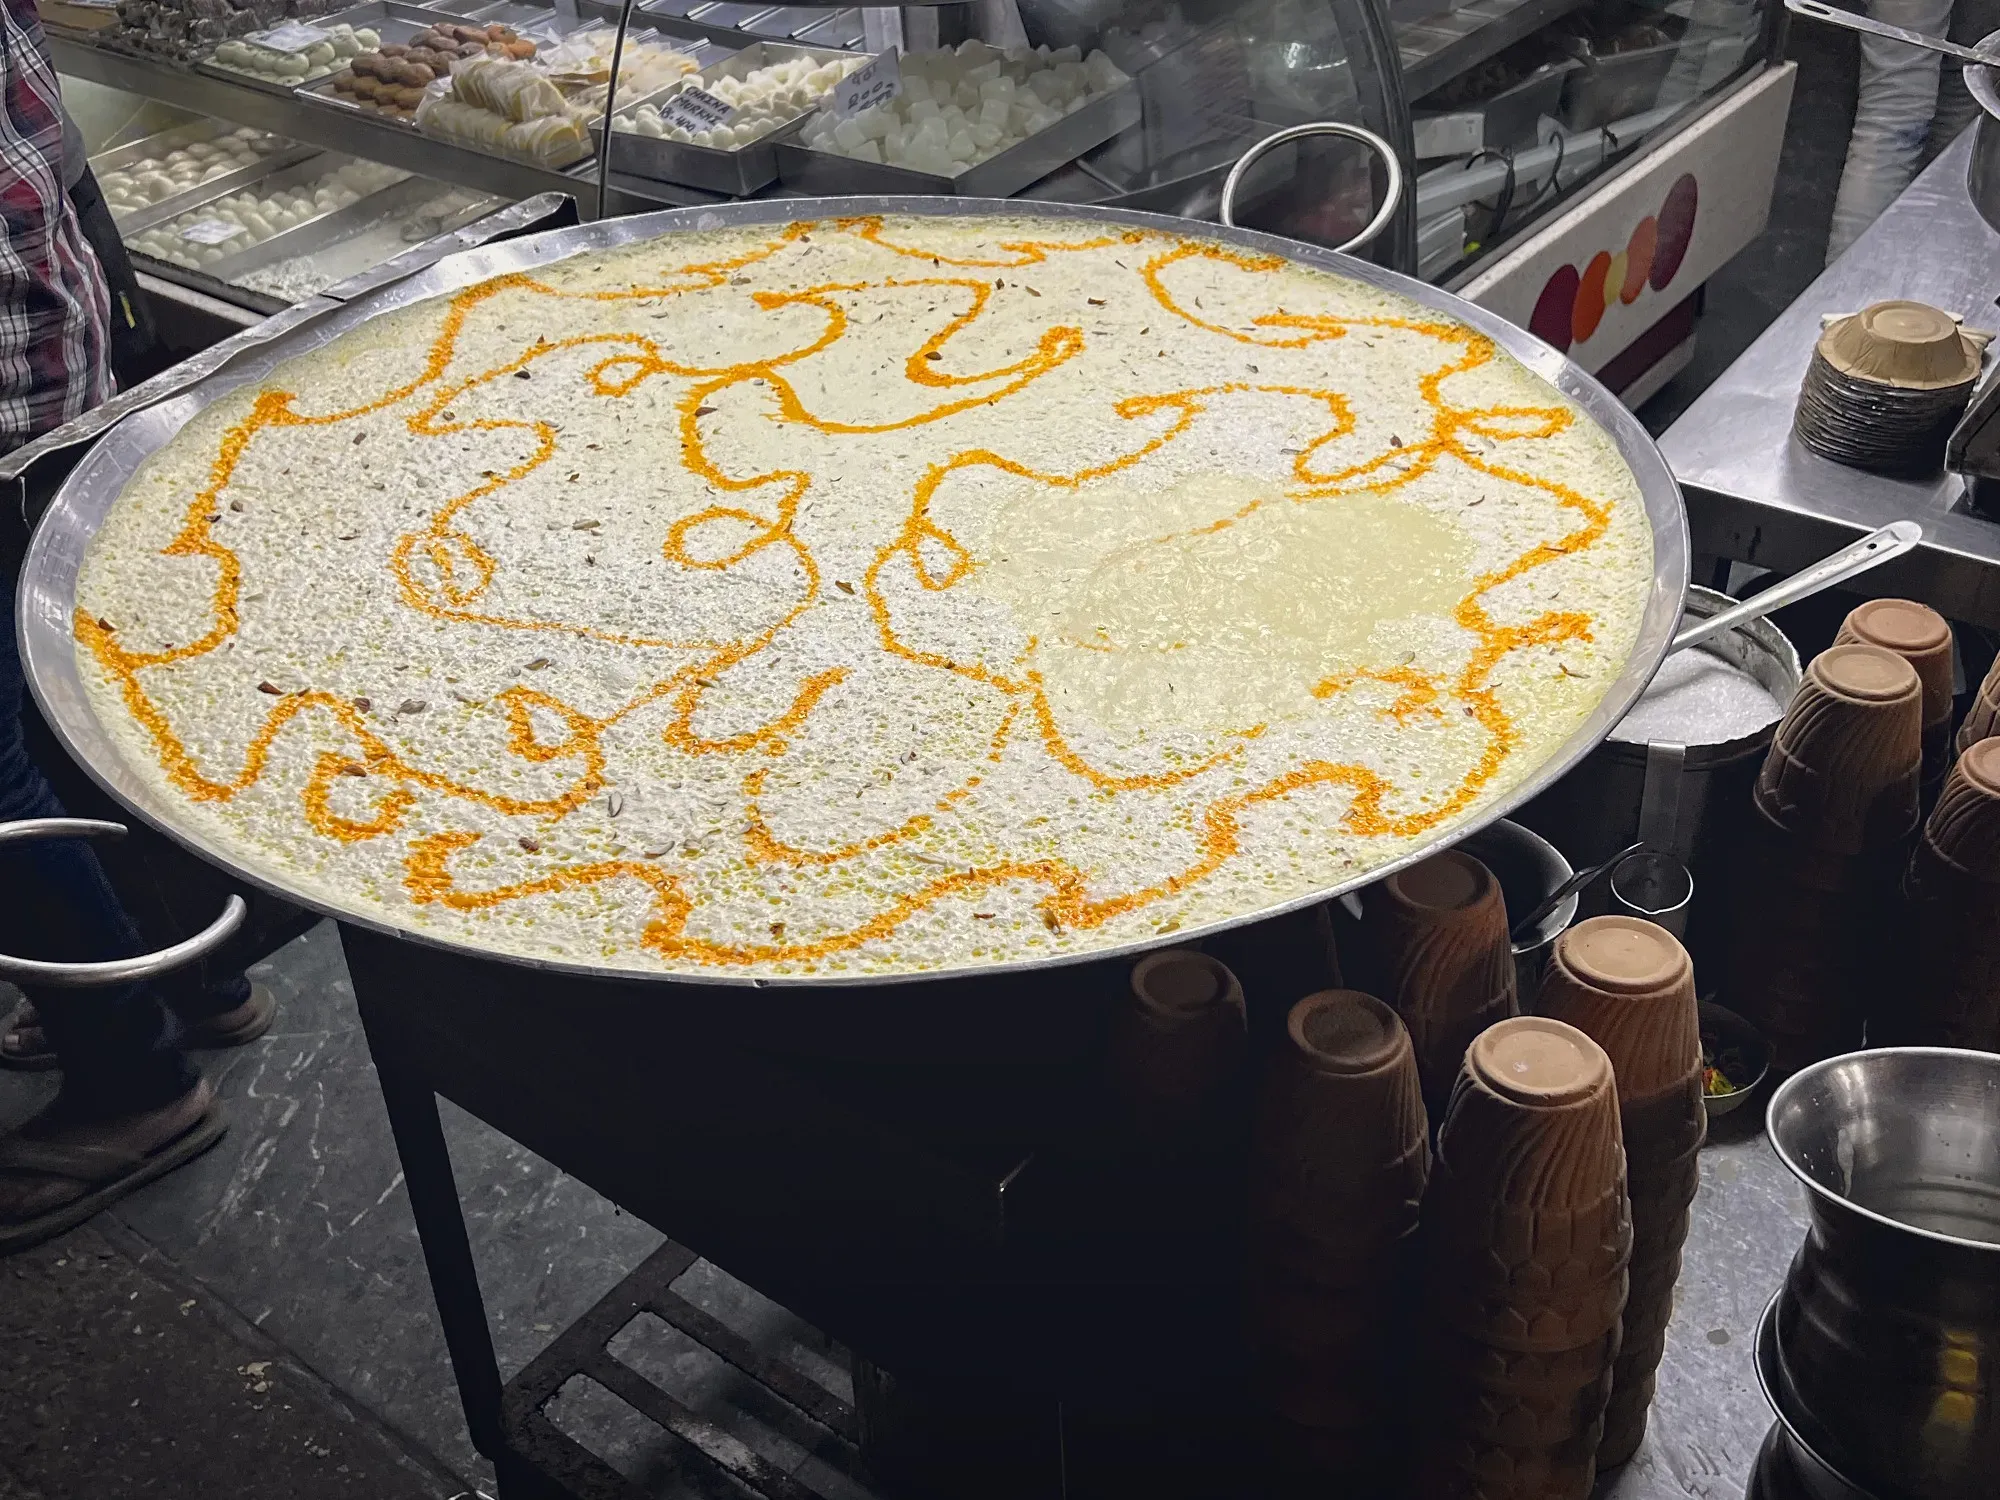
[{"x1": 1767, "y1": 1048, "x2": 2000, "y2": 1499}]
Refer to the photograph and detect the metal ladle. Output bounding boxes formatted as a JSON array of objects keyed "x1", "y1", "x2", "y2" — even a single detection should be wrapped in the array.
[
  {"x1": 1508, "y1": 840, "x2": 1646, "y2": 945},
  {"x1": 1785, "y1": 0, "x2": 2000, "y2": 68},
  {"x1": 1669, "y1": 520, "x2": 1923, "y2": 655}
]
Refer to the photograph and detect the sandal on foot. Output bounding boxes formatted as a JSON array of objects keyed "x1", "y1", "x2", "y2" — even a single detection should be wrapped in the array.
[
  {"x1": 1, "y1": 981, "x2": 276, "y2": 1072},
  {"x1": 0, "y1": 1080, "x2": 226, "y2": 1255}
]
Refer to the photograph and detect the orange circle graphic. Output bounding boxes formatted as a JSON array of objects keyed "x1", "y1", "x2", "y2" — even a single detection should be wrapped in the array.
[{"x1": 1573, "y1": 251, "x2": 1612, "y2": 343}]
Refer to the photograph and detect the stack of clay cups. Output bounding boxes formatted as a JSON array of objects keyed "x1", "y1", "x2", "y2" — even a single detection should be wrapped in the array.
[
  {"x1": 1246, "y1": 991, "x2": 1429, "y2": 1482},
  {"x1": 1105, "y1": 949, "x2": 1247, "y2": 1143},
  {"x1": 1535, "y1": 917, "x2": 1703, "y2": 1470},
  {"x1": 1724, "y1": 644, "x2": 1923, "y2": 1074},
  {"x1": 1834, "y1": 598, "x2": 1954, "y2": 797},
  {"x1": 1886, "y1": 738, "x2": 2000, "y2": 1050},
  {"x1": 1363, "y1": 851, "x2": 1518, "y2": 1125},
  {"x1": 1959, "y1": 651, "x2": 2000, "y2": 755},
  {"x1": 1416, "y1": 1017, "x2": 1631, "y2": 1500}
]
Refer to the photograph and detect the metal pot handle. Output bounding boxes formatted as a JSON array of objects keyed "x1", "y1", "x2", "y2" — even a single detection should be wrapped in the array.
[
  {"x1": 0, "y1": 819, "x2": 246, "y2": 987},
  {"x1": 1219, "y1": 121, "x2": 1407, "y2": 257}
]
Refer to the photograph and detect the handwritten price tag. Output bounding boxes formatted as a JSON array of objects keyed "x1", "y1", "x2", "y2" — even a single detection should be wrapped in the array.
[
  {"x1": 253, "y1": 21, "x2": 328, "y2": 52},
  {"x1": 827, "y1": 51, "x2": 900, "y2": 117},
  {"x1": 178, "y1": 218, "x2": 243, "y2": 245},
  {"x1": 660, "y1": 86, "x2": 735, "y2": 135}
]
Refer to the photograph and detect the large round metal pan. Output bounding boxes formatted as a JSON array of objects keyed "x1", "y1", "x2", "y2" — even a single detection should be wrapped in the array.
[{"x1": 19, "y1": 195, "x2": 1689, "y2": 988}]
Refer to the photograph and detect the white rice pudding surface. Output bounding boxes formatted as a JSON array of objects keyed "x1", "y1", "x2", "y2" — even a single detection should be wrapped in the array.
[{"x1": 76, "y1": 213, "x2": 1654, "y2": 978}]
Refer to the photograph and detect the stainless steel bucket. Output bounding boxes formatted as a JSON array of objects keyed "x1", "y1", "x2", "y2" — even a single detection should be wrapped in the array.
[
  {"x1": 1516, "y1": 584, "x2": 1799, "y2": 965},
  {"x1": 1766, "y1": 1048, "x2": 2000, "y2": 1499}
]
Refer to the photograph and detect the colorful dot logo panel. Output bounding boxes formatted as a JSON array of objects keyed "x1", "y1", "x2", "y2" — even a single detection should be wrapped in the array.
[{"x1": 1529, "y1": 174, "x2": 1698, "y2": 353}]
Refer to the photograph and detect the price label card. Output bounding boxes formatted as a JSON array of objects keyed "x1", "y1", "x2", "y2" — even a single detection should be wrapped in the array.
[
  {"x1": 827, "y1": 51, "x2": 900, "y2": 117},
  {"x1": 1411, "y1": 111, "x2": 1482, "y2": 159},
  {"x1": 660, "y1": 86, "x2": 735, "y2": 135},
  {"x1": 179, "y1": 218, "x2": 243, "y2": 245},
  {"x1": 253, "y1": 21, "x2": 328, "y2": 51}
]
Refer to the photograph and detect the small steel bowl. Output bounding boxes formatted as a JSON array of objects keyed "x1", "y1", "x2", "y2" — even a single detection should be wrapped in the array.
[{"x1": 1697, "y1": 1000, "x2": 1771, "y2": 1118}]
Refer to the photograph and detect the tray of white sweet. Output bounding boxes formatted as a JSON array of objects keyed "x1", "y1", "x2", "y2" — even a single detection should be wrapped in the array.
[
  {"x1": 593, "y1": 42, "x2": 864, "y2": 196},
  {"x1": 199, "y1": 21, "x2": 382, "y2": 95},
  {"x1": 92, "y1": 125, "x2": 316, "y2": 231},
  {"x1": 126, "y1": 158, "x2": 409, "y2": 274},
  {"x1": 775, "y1": 42, "x2": 1134, "y2": 198}
]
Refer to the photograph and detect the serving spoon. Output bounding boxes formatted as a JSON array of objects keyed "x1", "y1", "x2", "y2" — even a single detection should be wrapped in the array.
[{"x1": 1668, "y1": 520, "x2": 1923, "y2": 656}]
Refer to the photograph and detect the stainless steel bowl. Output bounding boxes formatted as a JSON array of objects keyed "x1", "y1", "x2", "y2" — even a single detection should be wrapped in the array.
[{"x1": 1766, "y1": 1048, "x2": 2000, "y2": 1499}]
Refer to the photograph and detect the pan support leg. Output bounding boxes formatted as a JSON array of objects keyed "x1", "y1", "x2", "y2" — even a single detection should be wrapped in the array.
[{"x1": 368, "y1": 1044, "x2": 511, "y2": 1471}]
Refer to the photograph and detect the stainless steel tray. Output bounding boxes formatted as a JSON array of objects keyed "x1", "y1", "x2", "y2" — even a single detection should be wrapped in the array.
[
  {"x1": 790, "y1": 9, "x2": 863, "y2": 49},
  {"x1": 197, "y1": 47, "x2": 345, "y2": 98},
  {"x1": 634, "y1": 0, "x2": 796, "y2": 49},
  {"x1": 775, "y1": 81, "x2": 1141, "y2": 199},
  {"x1": 126, "y1": 153, "x2": 382, "y2": 268},
  {"x1": 115, "y1": 150, "x2": 331, "y2": 237},
  {"x1": 294, "y1": 3, "x2": 497, "y2": 127},
  {"x1": 205, "y1": 167, "x2": 436, "y2": 280},
  {"x1": 591, "y1": 41, "x2": 852, "y2": 195},
  {"x1": 19, "y1": 196, "x2": 1687, "y2": 989},
  {"x1": 94, "y1": 126, "x2": 319, "y2": 233},
  {"x1": 323, "y1": 0, "x2": 485, "y2": 30},
  {"x1": 194, "y1": 5, "x2": 459, "y2": 96}
]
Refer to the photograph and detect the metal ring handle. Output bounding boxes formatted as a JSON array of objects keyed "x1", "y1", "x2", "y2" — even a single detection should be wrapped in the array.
[
  {"x1": 1219, "y1": 121, "x2": 1407, "y2": 257},
  {"x1": 0, "y1": 819, "x2": 246, "y2": 987}
]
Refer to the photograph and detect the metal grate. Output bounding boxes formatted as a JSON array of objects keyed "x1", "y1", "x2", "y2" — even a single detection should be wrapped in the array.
[{"x1": 501, "y1": 1241, "x2": 866, "y2": 1500}]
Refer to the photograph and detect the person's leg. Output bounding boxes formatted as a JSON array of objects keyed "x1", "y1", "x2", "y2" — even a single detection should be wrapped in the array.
[
  {"x1": 0, "y1": 610, "x2": 193, "y2": 1116},
  {"x1": 0, "y1": 580, "x2": 226, "y2": 1251},
  {"x1": 1827, "y1": 0, "x2": 1957, "y2": 262}
]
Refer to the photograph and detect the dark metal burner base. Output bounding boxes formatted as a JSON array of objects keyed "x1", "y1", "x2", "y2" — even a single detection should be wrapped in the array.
[{"x1": 500, "y1": 1240, "x2": 863, "y2": 1500}]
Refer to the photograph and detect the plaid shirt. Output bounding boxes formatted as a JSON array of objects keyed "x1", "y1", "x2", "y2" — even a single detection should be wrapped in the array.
[{"x1": 0, "y1": 0, "x2": 110, "y2": 456}]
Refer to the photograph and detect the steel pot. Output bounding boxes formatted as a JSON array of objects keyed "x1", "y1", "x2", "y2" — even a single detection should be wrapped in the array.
[
  {"x1": 1753, "y1": 1301, "x2": 1883, "y2": 1500},
  {"x1": 1966, "y1": 32, "x2": 2000, "y2": 236},
  {"x1": 1516, "y1": 583, "x2": 1798, "y2": 969},
  {"x1": 1766, "y1": 1047, "x2": 2000, "y2": 1499}
]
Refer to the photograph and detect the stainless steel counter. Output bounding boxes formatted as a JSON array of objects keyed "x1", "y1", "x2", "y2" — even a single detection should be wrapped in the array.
[
  {"x1": 1598, "y1": 1125, "x2": 1806, "y2": 1499},
  {"x1": 1662, "y1": 129, "x2": 2000, "y2": 627}
]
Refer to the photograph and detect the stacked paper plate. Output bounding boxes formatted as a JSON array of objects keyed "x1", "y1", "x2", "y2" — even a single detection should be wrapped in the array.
[{"x1": 1794, "y1": 301, "x2": 1987, "y2": 476}]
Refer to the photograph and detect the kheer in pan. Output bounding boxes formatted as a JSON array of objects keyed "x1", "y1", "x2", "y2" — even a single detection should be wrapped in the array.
[{"x1": 75, "y1": 214, "x2": 1654, "y2": 978}]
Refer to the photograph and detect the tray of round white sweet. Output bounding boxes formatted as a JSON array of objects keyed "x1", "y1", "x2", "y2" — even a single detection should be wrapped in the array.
[
  {"x1": 773, "y1": 41, "x2": 1134, "y2": 197},
  {"x1": 595, "y1": 42, "x2": 866, "y2": 195},
  {"x1": 198, "y1": 20, "x2": 382, "y2": 95},
  {"x1": 123, "y1": 157, "x2": 411, "y2": 277}
]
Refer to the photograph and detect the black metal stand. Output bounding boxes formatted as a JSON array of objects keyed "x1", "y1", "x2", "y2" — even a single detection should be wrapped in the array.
[{"x1": 341, "y1": 908, "x2": 1286, "y2": 1499}]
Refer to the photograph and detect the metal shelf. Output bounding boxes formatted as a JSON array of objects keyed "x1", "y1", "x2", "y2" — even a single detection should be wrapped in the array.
[
  {"x1": 1397, "y1": 0, "x2": 1592, "y2": 100},
  {"x1": 50, "y1": 34, "x2": 717, "y2": 217}
]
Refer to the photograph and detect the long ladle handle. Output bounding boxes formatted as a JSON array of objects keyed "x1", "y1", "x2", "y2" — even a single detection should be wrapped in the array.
[
  {"x1": 1785, "y1": 0, "x2": 2000, "y2": 67},
  {"x1": 1670, "y1": 520, "x2": 1924, "y2": 655}
]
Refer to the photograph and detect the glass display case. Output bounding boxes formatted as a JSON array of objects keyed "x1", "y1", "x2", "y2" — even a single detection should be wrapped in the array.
[{"x1": 46, "y1": 0, "x2": 1793, "y2": 394}]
